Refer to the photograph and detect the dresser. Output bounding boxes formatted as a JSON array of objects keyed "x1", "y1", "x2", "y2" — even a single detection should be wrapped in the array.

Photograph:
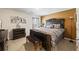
[
  {"x1": 12, "y1": 28, "x2": 26, "y2": 40},
  {"x1": 0, "y1": 29, "x2": 8, "y2": 51}
]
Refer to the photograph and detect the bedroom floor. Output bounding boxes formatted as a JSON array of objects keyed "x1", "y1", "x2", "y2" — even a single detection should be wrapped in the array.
[
  {"x1": 7, "y1": 37, "x2": 26, "y2": 51},
  {"x1": 7, "y1": 37, "x2": 76, "y2": 51}
]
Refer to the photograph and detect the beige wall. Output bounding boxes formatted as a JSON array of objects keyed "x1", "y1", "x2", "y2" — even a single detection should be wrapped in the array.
[
  {"x1": 0, "y1": 9, "x2": 32, "y2": 40},
  {"x1": 76, "y1": 8, "x2": 79, "y2": 39}
]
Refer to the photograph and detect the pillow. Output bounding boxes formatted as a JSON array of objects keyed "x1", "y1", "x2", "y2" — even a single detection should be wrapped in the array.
[
  {"x1": 46, "y1": 24, "x2": 54, "y2": 29},
  {"x1": 50, "y1": 24, "x2": 54, "y2": 29},
  {"x1": 53, "y1": 24, "x2": 60, "y2": 29}
]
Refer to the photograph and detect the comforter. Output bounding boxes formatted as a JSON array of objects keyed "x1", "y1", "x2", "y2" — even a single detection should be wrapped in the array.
[{"x1": 33, "y1": 28, "x2": 64, "y2": 46}]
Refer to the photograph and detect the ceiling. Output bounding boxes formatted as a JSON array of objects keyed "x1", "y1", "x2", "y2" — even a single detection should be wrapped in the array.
[{"x1": 13, "y1": 8, "x2": 71, "y2": 16}]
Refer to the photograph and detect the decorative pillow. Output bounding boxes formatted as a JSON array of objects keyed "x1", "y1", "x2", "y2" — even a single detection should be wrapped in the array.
[
  {"x1": 45, "y1": 24, "x2": 54, "y2": 29},
  {"x1": 50, "y1": 24, "x2": 54, "y2": 29},
  {"x1": 53, "y1": 24, "x2": 60, "y2": 29}
]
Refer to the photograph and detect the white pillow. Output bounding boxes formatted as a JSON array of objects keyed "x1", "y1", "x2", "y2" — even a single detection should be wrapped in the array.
[
  {"x1": 46, "y1": 24, "x2": 54, "y2": 29},
  {"x1": 53, "y1": 24, "x2": 60, "y2": 29}
]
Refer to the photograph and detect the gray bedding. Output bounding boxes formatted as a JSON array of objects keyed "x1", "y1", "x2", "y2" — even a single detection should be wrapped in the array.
[{"x1": 33, "y1": 27, "x2": 64, "y2": 47}]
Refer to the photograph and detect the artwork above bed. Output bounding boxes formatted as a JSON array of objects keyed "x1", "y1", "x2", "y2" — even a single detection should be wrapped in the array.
[{"x1": 45, "y1": 18, "x2": 64, "y2": 29}]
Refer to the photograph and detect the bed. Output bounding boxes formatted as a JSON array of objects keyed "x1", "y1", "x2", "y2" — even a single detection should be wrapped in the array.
[
  {"x1": 34, "y1": 27, "x2": 64, "y2": 44},
  {"x1": 30, "y1": 18, "x2": 65, "y2": 50}
]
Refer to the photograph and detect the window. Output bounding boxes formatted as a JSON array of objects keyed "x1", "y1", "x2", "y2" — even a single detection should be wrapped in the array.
[{"x1": 32, "y1": 17, "x2": 40, "y2": 28}]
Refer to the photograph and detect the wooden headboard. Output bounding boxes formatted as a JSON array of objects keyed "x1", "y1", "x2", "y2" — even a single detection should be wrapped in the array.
[{"x1": 46, "y1": 18, "x2": 64, "y2": 28}]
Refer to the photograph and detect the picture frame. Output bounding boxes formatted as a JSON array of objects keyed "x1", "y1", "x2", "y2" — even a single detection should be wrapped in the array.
[{"x1": 10, "y1": 16, "x2": 26, "y2": 24}]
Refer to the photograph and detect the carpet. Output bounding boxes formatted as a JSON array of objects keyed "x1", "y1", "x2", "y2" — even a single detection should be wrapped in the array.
[{"x1": 24, "y1": 39, "x2": 76, "y2": 51}]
